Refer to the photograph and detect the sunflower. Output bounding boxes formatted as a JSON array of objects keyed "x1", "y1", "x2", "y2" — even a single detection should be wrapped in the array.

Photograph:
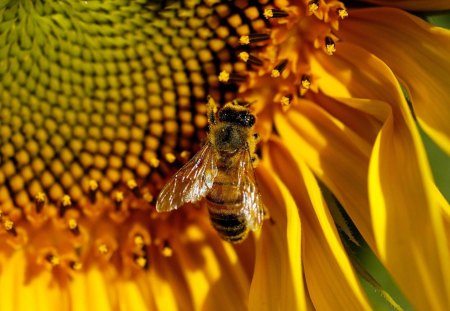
[{"x1": 0, "y1": 0, "x2": 449, "y2": 310}]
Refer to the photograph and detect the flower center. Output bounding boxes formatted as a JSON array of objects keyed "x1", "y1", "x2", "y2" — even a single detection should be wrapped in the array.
[
  {"x1": 0, "y1": 0, "x2": 347, "y2": 281},
  {"x1": 0, "y1": 0, "x2": 275, "y2": 281},
  {"x1": 218, "y1": 0, "x2": 348, "y2": 110}
]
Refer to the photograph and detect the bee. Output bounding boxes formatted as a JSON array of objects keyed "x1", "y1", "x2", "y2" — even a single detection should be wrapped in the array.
[{"x1": 156, "y1": 96, "x2": 264, "y2": 243}]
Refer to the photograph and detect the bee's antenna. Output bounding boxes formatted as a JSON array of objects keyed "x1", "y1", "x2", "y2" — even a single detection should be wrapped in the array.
[
  {"x1": 206, "y1": 95, "x2": 218, "y2": 125},
  {"x1": 232, "y1": 98, "x2": 257, "y2": 108}
]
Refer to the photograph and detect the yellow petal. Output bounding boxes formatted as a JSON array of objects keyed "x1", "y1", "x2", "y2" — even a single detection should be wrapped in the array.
[
  {"x1": 117, "y1": 278, "x2": 155, "y2": 311},
  {"x1": 369, "y1": 107, "x2": 450, "y2": 310},
  {"x1": 265, "y1": 138, "x2": 371, "y2": 310},
  {"x1": 354, "y1": 0, "x2": 450, "y2": 11},
  {"x1": 340, "y1": 8, "x2": 450, "y2": 155},
  {"x1": 0, "y1": 251, "x2": 67, "y2": 311},
  {"x1": 307, "y1": 41, "x2": 450, "y2": 309},
  {"x1": 249, "y1": 164, "x2": 306, "y2": 311},
  {"x1": 274, "y1": 100, "x2": 376, "y2": 248},
  {"x1": 148, "y1": 252, "x2": 190, "y2": 311},
  {"x1": 173, "y1": 218, "x2": 250, "y2": 311},
  {"x1": 309, "y1": 93, "x2": 381, "y2": 145}
]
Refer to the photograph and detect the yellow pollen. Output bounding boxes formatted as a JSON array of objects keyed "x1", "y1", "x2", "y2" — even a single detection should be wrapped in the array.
[
  {"x1": 308, "y1": 1, "x2": 319, "y2": 13},
  {"x1": 162, "y1": 246, "x2": 173, "y2": 257},
  {"x1": 70, "y1": 261, "x2": 83, "y2": 271},
  {"x1": 165, "y1": 153, "x2": 176, "y2": 163},
  {"x1": 301, "y1": 77, "x2": 311, "y2": 89},
  {"x1": 98, "y1": 243, "x2": 109, "y2": 255},
  {"x1": 89, "y1": 179, "x2": 98, "y2": 191},
  {"x1": 280, "y1": 96, "x2": 291, "y2": 106},
  {"x1": 62, "y1": 195, "x2": 72, "y2": 207},
  {"x1": 162, "y1": 242, "x2": 173, "y2": 257},
  {"x1": 271, "y1": 69, "x2": 280, "y2": 78},
  {"x1": 239, "y1": 35, "x2": 250, "y2": 45},
  {"x1": 263, "y1": 9, "x2": 273, "y2": 19},
  {"x1": 272, "y1": 60, "x2": 288, "y2": 78},
  {"x1": 218, "y1": 71, "x2": 230, "y2": 82},
  {"x1": 238, "y1": 51, "x2": 250, "y2": 62},
  {"x1": 134, "y1": 234, "x2": 145, "y2": 247},
  {"x1": 325, "y1": 37, "x2": 336, "y2": 55},
  {"x1": 337, "y1": 8, "x2": 348, "y2": 19},
  {"x1": 68, "y1": 218, "x2": 78, "y2": 230},
  {"x1": 47, "y1": 255, "x2": 60, "y2": 266},
  {"x1": 150, "y1": 158, "x2": 160, "y2": 168},
  {"x1": 135, "y1": 256, "x2": 147, "y2": 268},
  {"x1": 115, "y1": 191, "x2": 124, "y2": 202},
  {"x1": 3, "y1": 219, "x2": 14, "y2": 231},
  {"x1": 127, "y1": 179, "x2": 137, "y2": 190},
  {"x1": 35, "y1": 192, "x2": 46, "y2": 203}
]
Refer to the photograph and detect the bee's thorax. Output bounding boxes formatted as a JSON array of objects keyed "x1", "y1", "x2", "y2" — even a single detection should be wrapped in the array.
[{"x1": 211, "y1": 123, "x2": 248, "y2": 156}]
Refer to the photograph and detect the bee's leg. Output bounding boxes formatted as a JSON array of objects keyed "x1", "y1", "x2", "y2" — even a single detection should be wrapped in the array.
[
  {"x1": 250, "y1": 133, "x2": 261, "y2": 168},
  {"x1": 207, "y1": 95, "x2": 218, "y2": 125},
  {"x1": 253, "y1": 133, "x2": 261, "y2": 144},
  {"x1": 251, "y1": 154, "x2": 260, "y2": 168}
]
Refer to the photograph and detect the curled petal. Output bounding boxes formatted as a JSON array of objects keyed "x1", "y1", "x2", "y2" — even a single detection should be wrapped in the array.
[
  {"x1": 173, "y1": 220, "x2": 250, "y2": 311},
  {"x1": 275, "y1": 100, "x2": 375, "y2": 248},
  {"x1": 249, "y1": 165, "x2": 306, "y2": 311},
  {"x1": 265, "y1": 138, "x2": 371, "y2": 310},
  {"x1": 340, "y1": 8, "x2": 450, "y2": 155},
  {"x1": 313, "y1": 41, "x2": 450, "y2": 310}
]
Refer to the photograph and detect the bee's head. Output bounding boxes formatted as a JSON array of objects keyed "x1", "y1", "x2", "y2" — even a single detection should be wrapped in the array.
[{"x1": 217, "y1": 106, "x2": 255, "y2": 128}]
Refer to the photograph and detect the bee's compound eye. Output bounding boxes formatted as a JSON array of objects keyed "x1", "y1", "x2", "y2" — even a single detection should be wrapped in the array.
[
  {"x1": 218, "y1": 108, "x2": 255, "y2": 127},
  {"x1": 240, "y1": 113, "x2": 255, "y2": 127},
  {"x1": 218, "y1": 108, "x2": 235, "y2": 123}
]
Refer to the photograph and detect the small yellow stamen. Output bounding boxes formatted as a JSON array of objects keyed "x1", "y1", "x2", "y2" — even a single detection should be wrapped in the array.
[
  {"x1": 280, "y1": 96, "x2": 291, "y2": 107},
  {"x1": 150, "y1": 158, "x2": 160, "y2": 168},
  {"x1": 70, "y1": 261, "x2": 83, "y2": 271},
  {"x1": 134, "y1": 234, "x2": 145, "y2": 247},
  {"x1": 46, "y1": 254, "x2": 60, "y2": 266},
  {"x1": 239, "y1": 33, "x2": 270, "y2": 45},
  {"x1": 62, "y1": 195, "x2": 72, "y2": 207},
  {"x1": 115, "y1": 191, "x2": 124, "y2": 202},
  {"x1": 263, "y1": 9, "x2": 273, "y2": 19},
  {"x1": 337, "y1": 8, "x2": 348, "y2": 19},
  {"x1": 68, "y1": 218, "x2": 80, "y2": 235},
  {"x1": 162, "y1": 241, "x2": 173, "y2": 257},
  {"x1": 3, "y1": 219, "x2": 14, "y2": 231},
  {"x1": 218, "y1": 70, "x2": 230, "y2": 82},
  {"x1": 238, "y1": 51, "x2": 250, "y2": 62},
  {"x1": 308, "y1": 1, "x2": 319, "y2": 13},
  {"x1": 35, "y1": 192, "x2": 46, "y2": 212},
  {"x1": 127, "y1": 179, "x2": 137, "y2": 190},
  {"x1": 98, "y1": 243, "x2": 109, "y2": 255},
  {"x1": 68, "y1": 218, "x2": 77, "y2": 230},
  {"x1": 238, "y1": 52, "x2": 263, "y2": 66},
  {"x1": 135, "y1": 256, "x2": 147, "y2": 268},
  {"x1": 301, "y1": 76, "x2": 311, "y2": 89},
  {"x1": 263, "y1": 8, "x2": 288, "y2": 19},
  {"x1": 271, "y1": 60, "x2": 288, "y2": 78},
  {"x1": 165, "y1": 153, "x2": 176, "y2": 163},
  {"x1": 35, "y1": 192, "x2": 46, "y2": 203},
  {"x1": 325, "y1": 37, "x2": 336, "y2": 55},
  {"x1": 89, "y1": 180, "x2": 98, "y2": 191},
  {"x1": 239, "y1": 35, "x2": 250, "y2": 45}
]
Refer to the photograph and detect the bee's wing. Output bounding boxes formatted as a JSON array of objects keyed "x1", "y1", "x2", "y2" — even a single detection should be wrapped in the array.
[
  {"x1": 236, "y1": 149, "x2": 264, "y2": 231},
  {"x1": 156, "y1": 142, "x2": 218, "y2": 212}
]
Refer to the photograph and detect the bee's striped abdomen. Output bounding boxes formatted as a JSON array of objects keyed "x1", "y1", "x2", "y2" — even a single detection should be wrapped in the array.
[{"x1": 206, "y1": 180, "x2": 249, "y2": 243}]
